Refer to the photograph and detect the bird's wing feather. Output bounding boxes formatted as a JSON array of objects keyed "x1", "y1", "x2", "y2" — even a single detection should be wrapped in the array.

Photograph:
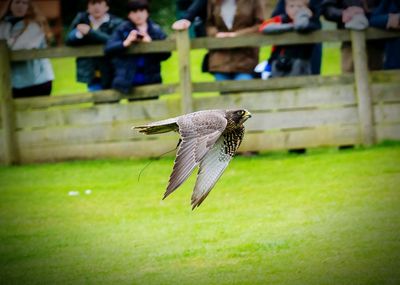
[
  {"x1": 163, "y1": 111, "x2": 227, "y2": 199},
  {"x1": 191, "y1": 127, "x2": 245, "y2": 209},
  {"x1": 190, "y1": 136, "x2": 232, "y2": 209}
]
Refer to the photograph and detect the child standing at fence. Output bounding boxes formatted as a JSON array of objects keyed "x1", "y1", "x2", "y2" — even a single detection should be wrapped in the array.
[
  {"x1": 259, "y1": 0, "x2": 320, "y2": 78},
  {"x1": 270, "y1": 0, "x2": 322, "y2": 75},
  {"x1": 104, "y1": 0, "x2": 171, "y2": 97},
  {"x1": 0, "y1": 0, "x2": 54, "y2": 98},
  {"x1": 65, "y1": 0, "x2": 123, "y2": 92}
]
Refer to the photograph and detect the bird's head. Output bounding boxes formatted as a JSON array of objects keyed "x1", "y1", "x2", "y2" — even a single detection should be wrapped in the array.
[{"x1": 226, "y1": 109, "x2": 252, "y2": 125}]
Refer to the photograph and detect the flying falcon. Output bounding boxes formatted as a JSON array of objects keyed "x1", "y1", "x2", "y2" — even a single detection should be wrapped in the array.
[{"x1": 133, "y1": 109, "x2": 252, "y2": 209}]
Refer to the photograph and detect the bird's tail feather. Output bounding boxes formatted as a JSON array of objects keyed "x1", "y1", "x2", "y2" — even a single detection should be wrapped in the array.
[{"x1": 133, "y1": 119, "x2": 179, "y2": 135}]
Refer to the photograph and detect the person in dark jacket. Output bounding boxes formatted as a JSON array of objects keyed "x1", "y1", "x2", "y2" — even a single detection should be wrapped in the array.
[
  {"x1": 172, "y1": 0, "x2": 207, "y2": 37},
  {"x1": 66, "y1": 0, "x2": 123, "y2": 91},
  {"x1": 260, "y1": 0, "x2": 321, "y2": 77},
  {"x1": 370, "y1": 0, "x2": 400, "y2": 70},
  {"x1": 321, "y1": 0, "x2": 384, "y2": 73},
  {"x1": 104, "y1": 0, "x2": 171, "y2": 96},
  {"x1": 271, "y1": 0, "x2": 322, "y2": 75},
  {"x1": 172, "y1": 0, "x2": 209, "y2": 73}
]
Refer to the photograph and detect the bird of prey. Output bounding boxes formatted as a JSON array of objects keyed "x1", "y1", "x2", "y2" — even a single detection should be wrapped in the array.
[{"x1": 133, "y1": 109, "x2": 252, "y2": 209}]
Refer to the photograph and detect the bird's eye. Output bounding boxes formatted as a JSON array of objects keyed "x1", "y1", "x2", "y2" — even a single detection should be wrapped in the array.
[{"x1": 238, "y1": 110, "x2": 245, "y2": 116}]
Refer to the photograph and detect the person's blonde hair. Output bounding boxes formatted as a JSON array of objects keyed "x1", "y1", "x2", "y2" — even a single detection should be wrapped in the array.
[{"x1": 0, "y1": 0, "x2": 53, "y2": 42}]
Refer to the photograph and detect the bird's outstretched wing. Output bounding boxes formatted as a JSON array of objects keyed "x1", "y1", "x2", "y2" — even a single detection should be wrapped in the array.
[
  {"x1": 163, "y1": 111, "x2": 227, "y2": 199},
  {"x1": 191, "y1": 127, "x2": 244, "y2": 209}
]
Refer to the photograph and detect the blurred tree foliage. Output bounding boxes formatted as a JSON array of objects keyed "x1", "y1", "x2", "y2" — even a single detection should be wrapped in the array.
[{"x1": 61, "y1": 0, "x2": 176, "y2": 33}]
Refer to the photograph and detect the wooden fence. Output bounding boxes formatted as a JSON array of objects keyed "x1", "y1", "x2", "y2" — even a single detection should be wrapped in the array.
[{"x1": 0, "y1": 28, "x2": 400, "y2": 165}]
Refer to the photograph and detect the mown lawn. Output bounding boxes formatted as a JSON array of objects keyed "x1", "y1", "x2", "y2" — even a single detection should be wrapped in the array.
[{"x1": 0, "y1": 143, "x2": 399, "y2": 284}]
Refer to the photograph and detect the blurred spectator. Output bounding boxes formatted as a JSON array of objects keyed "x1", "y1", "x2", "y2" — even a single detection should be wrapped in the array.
[
  {"x1": 104, "y1": 0, "x2": 171, "y2": 97},
  {"x1": 321, "y1": 0, "x2": 384, "y2": 73},
  {"x1": 271, "y1": 0, "x2": 322, "y2": 75},
  {"x1": 0, "y1": 0, "x2": 54, "y2": 98},
  {"x1": 65, "y1": 0, "x2": 123, "y2": 92},
  {"x1": 370, "y1": 0, "x2": 400, "y2": 69},
  {"x1": 206, "y1": 0, "x2": 264, "y2": 81},
  {"x1": 173, "y1": 0, "x2": 207, "y2": 37},
  {"x1": 260, "y1": 0, "x2": 321, "y2": 78},
  {"x1": 173, "y1": 0, "x2": 209, "y2": 73}
]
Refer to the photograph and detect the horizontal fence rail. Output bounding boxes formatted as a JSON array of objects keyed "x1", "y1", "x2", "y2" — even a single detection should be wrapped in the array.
[
  {"x1": 9, "y1": 28, "x2": 400, "y2": 61},
  {"x1": 1, "y1": 28, "x2": 400, "y2": 164}
]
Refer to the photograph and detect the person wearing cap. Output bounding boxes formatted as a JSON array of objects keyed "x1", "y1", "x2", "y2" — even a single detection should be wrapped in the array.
[
  {"x1": 321, "y1": 0, "x2": 384, "y2": 73},
  {"x1": 104, "y1": 0, "x2": 171, "y2": 96}
]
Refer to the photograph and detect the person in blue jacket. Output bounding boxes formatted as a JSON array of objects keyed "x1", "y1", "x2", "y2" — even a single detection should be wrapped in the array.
[
  {"x1": 370, "y1": 0, "x2": 400, "y2": 70},
  {"x1": 104, "y1": 0, "x2": 171, "y2": 97},
  {"x1": 66, "y1": 0, "x2": 123, "y2": 92}
]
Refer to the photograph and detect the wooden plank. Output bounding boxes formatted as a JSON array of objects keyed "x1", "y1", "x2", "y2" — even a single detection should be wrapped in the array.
[
  {"x1": 18, "y1": 138, "x2": 180, "y2": 163},
  {"x1": 176, "y1": 30, "x2": 193, "y2": 114},
  {"x1": 11, "y1": 73, "x2": 400, "y2": 112},
  {"x1": 193, "y1": 74, "x2": 355, "y2": 93},
  {"x1": 10, "y1": 29, "x2": 400, "y2": 61},
  {"x1": 17, "y1": 120, "x2": 183, "y2": 147},
  {"x1": 365, "y1": 28, "x2": 400, "y2": 41},
  {"x1": 245, "y1": 106, "x2": 359, "y2": 131},
  {"x1": 16, "y1": 105, "x2": 362, "y2": 150},
  {"x1": 375, "y1": 124, "x2": 400, "y2": 141},
  {"x1": 191, "y1": 28, "x2": 400, "y2": 49},
  {"x1": 0, "y1": 41, "x2": 19, "y2": 165},
  {"x1": 11, "y1": 39, "x2": 176, "y2": 61},
  {"x1": 372, "y1": 83, "x2": 400, "y2": 104},
  {"x1": 125, "y1": 83, "x2": 178, "y2": 100},
  {"x1": 16, "y1": 87, "x2": 357, "y2": 130},
  {"x1": 16, "y1": 98, "x2": 181, "y2": 129},
  {"x1": 0, "y1": 129, "x2": 4, "y2": 162},
  {"x1": 17, "y1": 124, "x2": 364, "y2": 163},
  {"x1": 371, "y1": 69, "x2": 400, "y2": 83},
  {"x1": 374, "y1": 104, "x2": 400, "y2": 124},
  {"x1": 351, "y1": 30, "x2": 375, "y2": 146},
  {"x1": 191, "y1": 30, "x2": 351, "y2": 50},
  {"x1": 194, "y1": 85, "x2": 356, "y2": 111},
  {"x1": 240, "y1": 125, "x2": 361, "y2": 151},
  {"x1": 14, "y1": 84, "x2": 178, "y2": 110}
]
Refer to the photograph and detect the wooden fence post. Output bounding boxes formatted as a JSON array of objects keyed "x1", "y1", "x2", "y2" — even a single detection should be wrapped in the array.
[
  {"x1": 175, "y1": 30, "x2": 193, "y2": 114},
  {"x1": 351, "y1": 30, "x2": 375, "y2": 146},
  {"x1": 0, "y1": 41, "x2": 19, "y2": 165}
]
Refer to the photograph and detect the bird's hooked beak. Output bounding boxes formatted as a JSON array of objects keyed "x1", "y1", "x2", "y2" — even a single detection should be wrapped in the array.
[{"x1": 243, "y1": 110, "x2": 252, "y2": 120}]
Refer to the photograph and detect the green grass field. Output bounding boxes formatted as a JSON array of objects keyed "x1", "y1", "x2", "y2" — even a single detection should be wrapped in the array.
[
  {"x1": 1, "y1": 143, "x2": 399, "y2": 284},
  {"x1": 50, "y1": 45, "x2": 341, "y2": 95}
]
